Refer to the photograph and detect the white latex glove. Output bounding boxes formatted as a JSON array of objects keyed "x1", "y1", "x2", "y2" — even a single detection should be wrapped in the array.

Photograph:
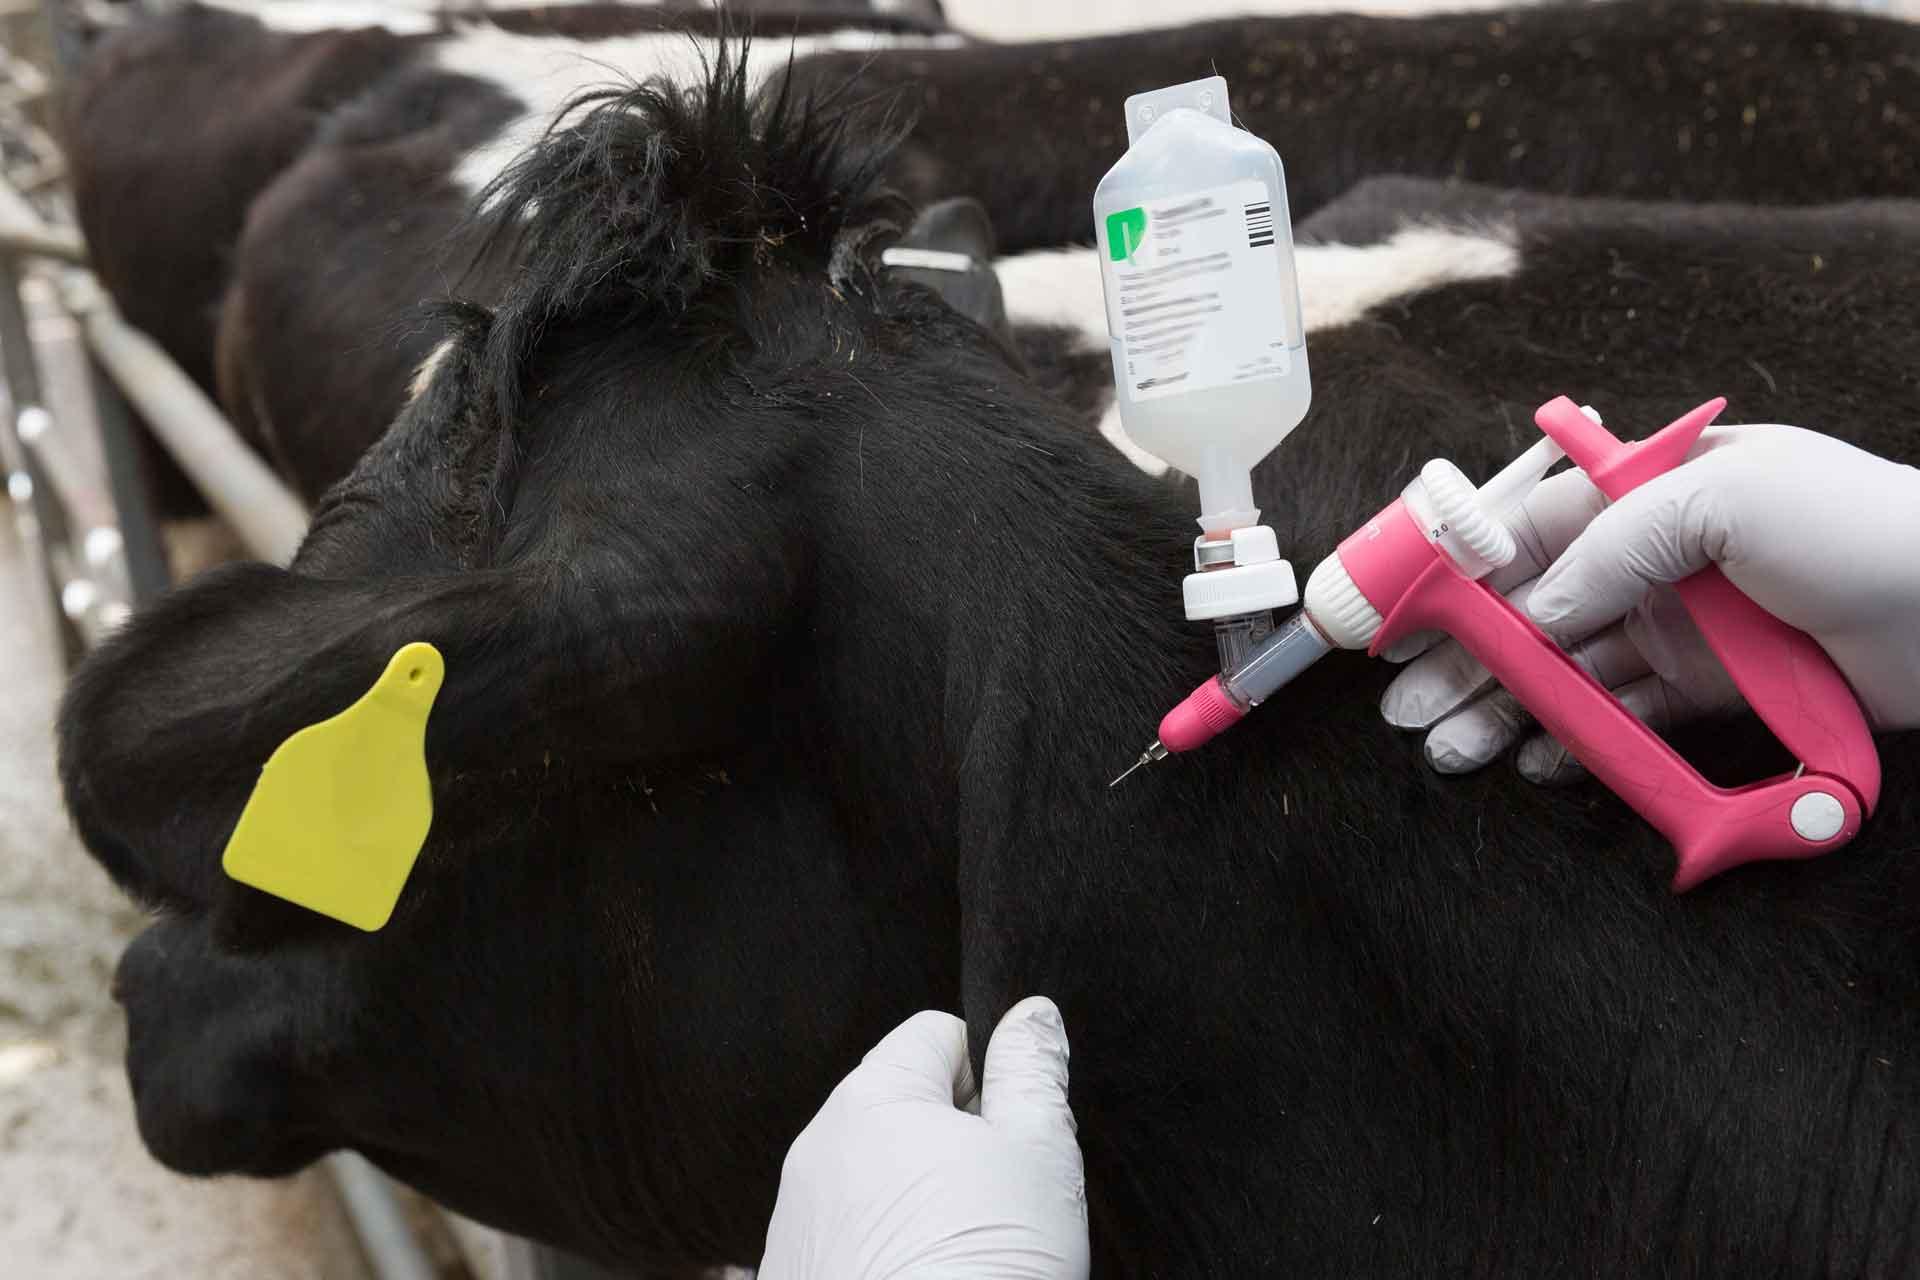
[
  {"x1": 758, "y1": 997, "x2": 1089, "y2": 1280},
  {"x1": 1380, "y1": 424, "x2": 1920, "y2": 782}
]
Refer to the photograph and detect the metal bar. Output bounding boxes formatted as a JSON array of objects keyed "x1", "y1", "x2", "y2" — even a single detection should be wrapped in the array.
[
  {"x1": 87, "y1": 349, "x2": 169, "y2": 601},
  {"x1": 65, "y1": 276, "x2": 308, "y2": 564},
  {"x1": 20, "y1": 275, "x2": 112, "y2": 524},
  {"x1": 0, "y1": 172, "x2": 85, "y2": 263},
  {"x1": 325, "y1": 1153, "x2": 442, "y2": 1280},
  {"x1": 11, "y1": 24, "x2": 452, "y2": 1280},
  {"x1": 0, "y1": 255, "x2": 45, "y2": 407},
  {"x1": 11, "y1": 272, "x2": 139, "y2": 633},
  {"x1": 17, "y1": 401, "x2": 103, "y2": 528},
  {"x1": 0, "y1": 221, "x2": 85, "y2": 262},
  {"x1": 0, "y1": 253, "x2": 82, "y2": 665}
]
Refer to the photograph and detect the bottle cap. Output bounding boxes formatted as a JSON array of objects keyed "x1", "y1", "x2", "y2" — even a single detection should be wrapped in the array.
[{"x1": 1184, "y1": 525, "x2": 1297, "y2": 620}]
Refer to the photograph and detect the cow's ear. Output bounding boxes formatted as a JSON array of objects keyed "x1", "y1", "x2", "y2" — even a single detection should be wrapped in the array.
[
  {"x1": 62, "y1": 548, "x2": 785, "y2": 914},
  {"x1": 299, "y1": 308, "x2": 508, "y2": 581},
  {"x1": 63, "y1": 301, "x2": 796, "y2": 918},
  {"x1": 117, "y1": 916, "x2": 341, "y2": 1177}
]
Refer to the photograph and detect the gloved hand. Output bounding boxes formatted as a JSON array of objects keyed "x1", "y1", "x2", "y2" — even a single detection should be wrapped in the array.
[
  {"x1": 1380, "y1": 423, "x2": 1920, "y2": 782},
  {"x1": 758, "y1": 996, "x2": 1089, "y2": 1280}
]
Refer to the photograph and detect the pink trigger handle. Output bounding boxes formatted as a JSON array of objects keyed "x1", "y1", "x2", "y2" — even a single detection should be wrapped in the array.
[{"x1": 1362, "y1": 396, "x2": 1880, "y2": 890}]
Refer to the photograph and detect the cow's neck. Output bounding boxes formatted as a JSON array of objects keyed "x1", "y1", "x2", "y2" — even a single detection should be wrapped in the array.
[
  {"x1": 807, "y1": 419, "x2": 1217, "y2": 837},
  {"x1": 803, "y1": 397, "x2": 1330, "y2": 949}
]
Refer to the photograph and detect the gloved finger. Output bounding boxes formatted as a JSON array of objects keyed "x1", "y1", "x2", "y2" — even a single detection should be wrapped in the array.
[
  {"x1": 1424, "y1": 685, "x2": 1531, "y2": 774},
  {"x1": 1568, "y1": 616, "x2": 1658, "y2": 690},
  {"x1": 981, "y1": 997, "x2": 1077, "y2": 1150},
  {"x1": 1514, "y1": 728, "x2": 1587, "y2": 787},
  {"x1": 1495, "y1": 466, "x2": 1610, "y2": 591},
  {"x1": 845, "y1": 1009, "x2": 975, "y2": 1109},
  {"x1": 1622, "y1": 584, "x2": 1746, "y2": 716},
  {"x1": 1420, "y1": 621, "x2": 1653, "y2": 774},
  {"x1": 1380, "y1": 629, "x2": 1445, "y2": 665},
  {"x1": 1382, "y1": 578, "x2": 1544, "y2": 730},
  {"x1": 1526, "y1": 460, "x2": 1728, "y2": 645},
  {"x1": 1515, "y1": 669, "x2": 1702, "y2": 785},
  {"x1": 1382, "y1": 635, "x2": 1496, "y2": 730}
]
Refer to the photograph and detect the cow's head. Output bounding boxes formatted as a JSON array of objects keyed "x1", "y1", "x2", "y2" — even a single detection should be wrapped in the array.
[{"x1": 57, "y1": 49, "x2": 1165, "y2": 1270}]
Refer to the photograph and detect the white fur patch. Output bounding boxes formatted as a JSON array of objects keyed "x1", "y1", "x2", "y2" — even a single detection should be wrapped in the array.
[
  {"x1": 198, "y1": 1, "x2": 442, "y2": 34},
  {"x1": 207, "y1": 0, "x2": 669, "y2": 35},
  {"x1": 408, "y1": 336, "x2": 457, "y2": 402},
  {"x1": 997, "y1": 226, "x2": 1520, "y2": 475},
  {"x1": 431, "y1": 26, "x2": 962, "y2": 200},
  {"x1": 930, "y1": 0, "x2": 1542, "y2": 42},
  {"x1": 992, "y1": 248, "x2": 1111, "y2": 347},
  {"x1": 1294, "y1": 225, "x2": 1520, "y2": 331}
]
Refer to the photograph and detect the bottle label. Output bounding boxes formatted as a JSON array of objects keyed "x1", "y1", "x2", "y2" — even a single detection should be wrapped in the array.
[{"x1": 1100, "y1": 179, "x2": 1294, "y2": 403}]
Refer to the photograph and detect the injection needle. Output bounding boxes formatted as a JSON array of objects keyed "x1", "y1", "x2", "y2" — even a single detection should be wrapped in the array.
[{"x1": 1108, "y1": 740, "x2": 1169, "y2": 788}]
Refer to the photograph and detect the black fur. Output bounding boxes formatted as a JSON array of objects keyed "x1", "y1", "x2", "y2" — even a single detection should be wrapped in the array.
[
  {"x1": 212, "y1": 60, "x2": 523, "y2": 493},
  {"x1": 58, "y1": 5, "x2": 410, "y2": 397},
  {"x1": 473, "y1": 2, "x2": 951, "y2": 40},
  {"x1": 56, "y1": 6, "x2": 412, "y2": 512},
  {"x1": 55, "y1": 2, "x2": 947, "y2": 507},
  {"x1": 809, "y1": 0, "x2": 1920, "y2": 252},
  {"x1": 466, "y1": 42, "x2": 910, "y2": 436}
]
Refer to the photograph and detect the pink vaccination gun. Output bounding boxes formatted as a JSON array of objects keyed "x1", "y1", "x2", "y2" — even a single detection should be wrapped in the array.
[{"x1": 1119, "y1": 396, "x2": 1883, "y2": 891}]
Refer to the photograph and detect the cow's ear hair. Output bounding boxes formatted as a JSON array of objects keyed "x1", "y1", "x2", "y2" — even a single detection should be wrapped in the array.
[
  {"x1": 828, "y1": 217, "x2": 901, "y2": 294},
  {"x1": 301, "y1": 306, "x2": 515, "y2": 578}
]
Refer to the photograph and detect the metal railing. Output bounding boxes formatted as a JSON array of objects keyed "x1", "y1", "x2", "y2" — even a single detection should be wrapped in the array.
[
  {"x1": 0, "y1": 143, "x2": 634, "y2": 1280},
  {"x1": 0, "y1": 182, "x2": 140, "y2": 655},
  {"x1": 0, "y1": 14, "x2": 469, "y2": 1266},
  {"x1": 0, "y1": 169, "x2": 455, "y2": 1280}
]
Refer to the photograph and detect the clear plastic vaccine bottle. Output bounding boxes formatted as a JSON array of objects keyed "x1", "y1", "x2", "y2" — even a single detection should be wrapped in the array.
[{"x1": 1093, "y1": 77, "x2": 1311, "y2": 539}]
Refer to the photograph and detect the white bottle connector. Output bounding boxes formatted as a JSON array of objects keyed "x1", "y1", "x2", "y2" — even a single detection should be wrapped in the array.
[{"x1": 1183, "y1": 525, "x2": 1298, "y2": 621}]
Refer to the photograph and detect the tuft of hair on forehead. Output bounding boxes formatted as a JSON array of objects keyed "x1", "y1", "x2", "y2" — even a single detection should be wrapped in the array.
[{"x1": 469, "y1": 37, "x2": 912, "y2": 424}]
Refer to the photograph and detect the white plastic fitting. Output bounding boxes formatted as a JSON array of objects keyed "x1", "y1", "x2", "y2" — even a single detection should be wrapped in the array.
[
  {"x1": 1405, "y1": 459, "x2": 1517, "y2": 580},
  {"x1": 1302, "y1": 553, "x2": 1382, "y2": 650},
  {"x1": 1183, "y1": 525, "x2": 1299, "y2": 621}
]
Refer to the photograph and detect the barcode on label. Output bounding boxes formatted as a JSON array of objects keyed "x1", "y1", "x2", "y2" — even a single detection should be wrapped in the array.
[{"x1": 1245, "y1": 201, "x2": 1275, "y2": 249}]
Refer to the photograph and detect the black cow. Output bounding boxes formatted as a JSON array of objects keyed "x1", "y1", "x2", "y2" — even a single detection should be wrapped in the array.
[{"x1": 56, "y1": 29, "x2": 1920, "y2": 1276}]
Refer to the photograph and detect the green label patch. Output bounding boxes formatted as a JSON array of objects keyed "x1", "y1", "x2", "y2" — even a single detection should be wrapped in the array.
[{"x1": 1106, "y1": 206, "x2": 1147, "y2": 262}]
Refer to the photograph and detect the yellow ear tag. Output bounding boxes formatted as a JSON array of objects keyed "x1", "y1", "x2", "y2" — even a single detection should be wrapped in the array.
[{"x1": 221, "y1": 642, "x2": 444, "y2": 931}]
